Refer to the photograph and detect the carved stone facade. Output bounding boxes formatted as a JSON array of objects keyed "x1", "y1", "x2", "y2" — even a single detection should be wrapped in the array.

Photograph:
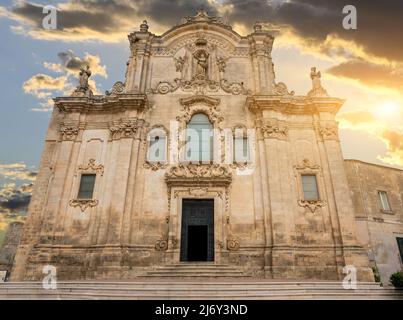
[{"x1": 11, "y1": 11, "x2": 377, "y2": 282}]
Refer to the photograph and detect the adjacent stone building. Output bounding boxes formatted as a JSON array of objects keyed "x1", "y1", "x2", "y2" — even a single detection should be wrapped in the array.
[
  {"x1": 0, "y1": 221, "x2": 24, "y2": 280},
  {"x1": 10, "y1": 11, "x2": 385, "y2": 282},
  {"x1": 345, "y1": 160, "x2": 403, "y2": 284}
]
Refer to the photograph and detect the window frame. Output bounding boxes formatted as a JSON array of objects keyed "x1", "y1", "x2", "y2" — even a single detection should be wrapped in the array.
[
  {"x1": 77, "y1": 173, "x2": 97, "y2": 200},
  {"x1": 378, "y1": 190, "x2": 392, "y2": 212},
  {"x1": 185, "y1": 113, "x2": 213, "y2": 163},
  {"x1": 301, "y1": 174, "x2": 320, "y2": 201}
]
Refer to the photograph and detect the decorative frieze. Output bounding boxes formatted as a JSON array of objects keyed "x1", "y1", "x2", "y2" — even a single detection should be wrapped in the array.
[
  {"x1": 165, "y1": 164, "x2": 232, "y2": 184},
  {"x1": 154, "y1": 239, "x2": 168, "y2": 251}
]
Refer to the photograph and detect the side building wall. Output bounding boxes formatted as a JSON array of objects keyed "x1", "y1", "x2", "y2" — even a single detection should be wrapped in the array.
[{"x1": 344, "y1": 159, "x2": 403, "y2": 285}]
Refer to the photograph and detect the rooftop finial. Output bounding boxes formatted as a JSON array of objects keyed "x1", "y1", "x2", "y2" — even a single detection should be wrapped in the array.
[{"x1": 140, "y1": 20, "x2": 149, "y2": 32}]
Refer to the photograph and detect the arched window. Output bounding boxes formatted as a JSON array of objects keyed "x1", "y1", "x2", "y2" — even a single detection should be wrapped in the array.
[
  {"x1": 186, "y1": 113, "x2": 213, "y2": 162},
  {"x1": 147, "y1": 128, "x2": 167, "y2": 162}
]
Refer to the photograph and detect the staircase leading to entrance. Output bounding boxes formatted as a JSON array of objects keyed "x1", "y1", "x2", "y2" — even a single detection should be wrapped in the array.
[
  {"x1": 143, "y1": 262, "x2": 249, "y2": 278},
  {"x1": 0, "y1": 280, "x2": 402, "y2": 299}
]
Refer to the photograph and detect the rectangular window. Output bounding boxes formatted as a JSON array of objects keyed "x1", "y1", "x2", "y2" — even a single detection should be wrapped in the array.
[
  {"x1": 77, "y1": 174, "x2": 96, "y2": 199},
  {"x1": 397, "y1": 237, "x2": 403, "y2": 264},
  {"x1": 301, "y1": 175, "x2": 319, "y2": 201},
  {"x1": 378, "y1": 191, "x2": 391, "y2": 211}
]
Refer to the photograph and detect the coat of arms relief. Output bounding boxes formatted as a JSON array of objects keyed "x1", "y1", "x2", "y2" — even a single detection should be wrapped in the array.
[{"x1": 152, "y1": 34, "x2": 251, "y2": 96}]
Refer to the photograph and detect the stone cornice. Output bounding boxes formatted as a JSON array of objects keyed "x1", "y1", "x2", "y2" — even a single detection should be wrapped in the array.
[
  {"x1": 54, "y1": 94, "x2": 148, "y2": 114},
  {"x1": 246, "y1": 95, "x2": 345, "y2": 115}
]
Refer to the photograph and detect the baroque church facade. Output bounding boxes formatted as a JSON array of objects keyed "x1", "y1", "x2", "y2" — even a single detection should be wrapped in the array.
[{"x1": 11, "y1": 11, "x2": 380, "y2": 281}]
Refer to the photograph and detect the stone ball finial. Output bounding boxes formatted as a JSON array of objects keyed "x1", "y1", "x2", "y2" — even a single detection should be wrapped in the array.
[{"x1": 140, "y1": 20, "x2": 149, "y2": 32}]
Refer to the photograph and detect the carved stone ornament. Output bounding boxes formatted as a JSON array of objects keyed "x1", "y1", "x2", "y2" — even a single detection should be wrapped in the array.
[
  {"x1": 274, "y1": 82, "x2": 295, "y2": 96},
  {"x1": 78, "y1": 159, "x2": 104, "y2": 176},
  {"x1": 260, "y1": 122, "x2": 288, "y2": 140},
  {"x1": 176, "y1": 95, "x2": 223, "y2": 126},
  {"x1": 320, "y1": 125, "x2": 339, "y2": 140},
  {"x1": 307, "y1": 67, "x2": 329, "y2": 97},
  {"x1": 69, "y1": 199, "x2": 99, "y2": 212},
  {"x1": 166, "y1": 164, "x2": 232, "y2": 180},
  {"x1": 227, "y1": 237, "x2": 240, "y2": 251},
  {"x1": 152, "y1": 76, "x2": 250, "y2": 96},
  {"x1": 60, "y1": 125, "x2": 79, "y2": 141},
  {"x1": 155, "y1": 239, "x2": 168, "y2": 251},
  {"x1": 105, "y1": 81, "x2": 126, "y2": 96},
  {"x1": 294, "y1": 159, "x2": 320, "y2": 171},
  {"x1": 143, "y1": 161, "x2": 168, "y2": 171},
  {"x1": 298, "y1": 199, "x2": 326, "y2": 213},
  {"x1": 109, "y1": 119, "x2": 144, "y2": 140}
]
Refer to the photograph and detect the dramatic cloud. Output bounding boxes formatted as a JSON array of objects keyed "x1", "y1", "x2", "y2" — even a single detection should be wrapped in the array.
[
  {"x1": 23, "y1": 74, "x2": 69, "y2": 99},
  {"x1": 328, "y1": 60, "x2": 403, "y2": 92},
  {"x1": 337, "y1": 110, "x2": 403, "y2": 167},
  {"x1": 0, "y1": 163, "x2": 37, "y2": 182}
]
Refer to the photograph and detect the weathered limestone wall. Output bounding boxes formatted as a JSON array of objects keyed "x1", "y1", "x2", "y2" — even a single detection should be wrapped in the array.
[{"x1": 345, "y1": 160, "x2": 403, "y2": 284}]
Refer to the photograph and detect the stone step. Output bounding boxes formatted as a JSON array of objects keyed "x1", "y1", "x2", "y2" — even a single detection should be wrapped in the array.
[{"x1": 1, "y1": 281, "x2": 401, "y2": 299}]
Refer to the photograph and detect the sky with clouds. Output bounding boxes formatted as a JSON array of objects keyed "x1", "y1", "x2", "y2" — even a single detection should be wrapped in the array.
[{"x1": 0, "y1": 0, "x2": 402, "y2": 245}]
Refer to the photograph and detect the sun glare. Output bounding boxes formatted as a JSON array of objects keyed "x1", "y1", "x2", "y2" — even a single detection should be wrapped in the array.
[{"x1": 373, "y1": 101, "x2": 401, "y2": 120}]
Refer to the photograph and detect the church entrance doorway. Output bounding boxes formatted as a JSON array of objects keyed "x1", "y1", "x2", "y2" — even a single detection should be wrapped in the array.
[{"x1": 180, "y1": 199, "x2": 214, "y2": 262}]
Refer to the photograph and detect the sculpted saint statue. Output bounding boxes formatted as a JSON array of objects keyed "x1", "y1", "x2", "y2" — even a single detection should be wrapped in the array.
[
  {"x1": 194, "y1": 50, "x2": 209, "y2": 78},
  {"x1": 79, "y1": 65, "x2": 91, "y2": 90},
  {"x1": 310, "y1": 67, "x2": 322, "y2": 90},
  {"x1": 307, "y1": 67, "x2": 328, "y2": 97}
]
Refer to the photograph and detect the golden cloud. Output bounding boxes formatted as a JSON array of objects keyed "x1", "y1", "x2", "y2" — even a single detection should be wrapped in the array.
[{"x1": 337, "y1": 110, "x2": 403, "y2": 167}]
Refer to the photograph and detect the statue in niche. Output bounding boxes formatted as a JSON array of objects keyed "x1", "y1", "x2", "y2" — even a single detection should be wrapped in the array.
[
  {"x1": 193, "y1": 50, "x2": 209, "y2": 79},
  {"x1": 216, "y1": 56, "x2": 226, "y2": 73},
  {"x1": 175, "y1": 56, "x2": 186, "y2": 73}
]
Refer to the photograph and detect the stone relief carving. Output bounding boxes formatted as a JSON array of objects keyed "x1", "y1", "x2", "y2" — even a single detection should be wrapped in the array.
[
  {"x1": 274, "y1": 82, "x2": 295, "y2": 96},
  {"x1": 78, "y1": 159, "x2": 104, "y2": 176},
  {"x1": 109, "y1": 119, "x2": 146, "y2": 140},
  {"x1": 294, "y1": 158, "x2": 320, "y2": 171},
  {"x1": 154, "y1": 239, "x2": 168, "y2": 251},
  {"x1": 60, "y1": 124, "x2": 79, "y2": 141},
  {"x1": 227, "y1": 237, "x2": 240, "y2": 251},
  {"x1": 68, "y1": 199, "x2": 99, "y2": 212},
  {"x1": 105, "y1": 81, "x2": 126, "y2": 96},
  {"x1": 307, "y1": 67, "x2": 329, "y2": 97},
  {"x1": 298, "y1": 199, "x2": 327, "y2": 213},
  {"x1": 176, "y1": 95, "x2": 223, "y2": 127},
  {"x1": 259, "y1": 120, "x2": 288, "y2": 140},
  {"x1": 319, "y1": 125, "x2": 339, "y2": 140},
  {"x1": 165, "y1": 164, "x2": 232, "y2": 180},
  {"x1": 151, "y1": 34, "x2": 250, "y2": 95},
  {"x1": 143, "y1": 161, "x2": 168, "y2": 171}
]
